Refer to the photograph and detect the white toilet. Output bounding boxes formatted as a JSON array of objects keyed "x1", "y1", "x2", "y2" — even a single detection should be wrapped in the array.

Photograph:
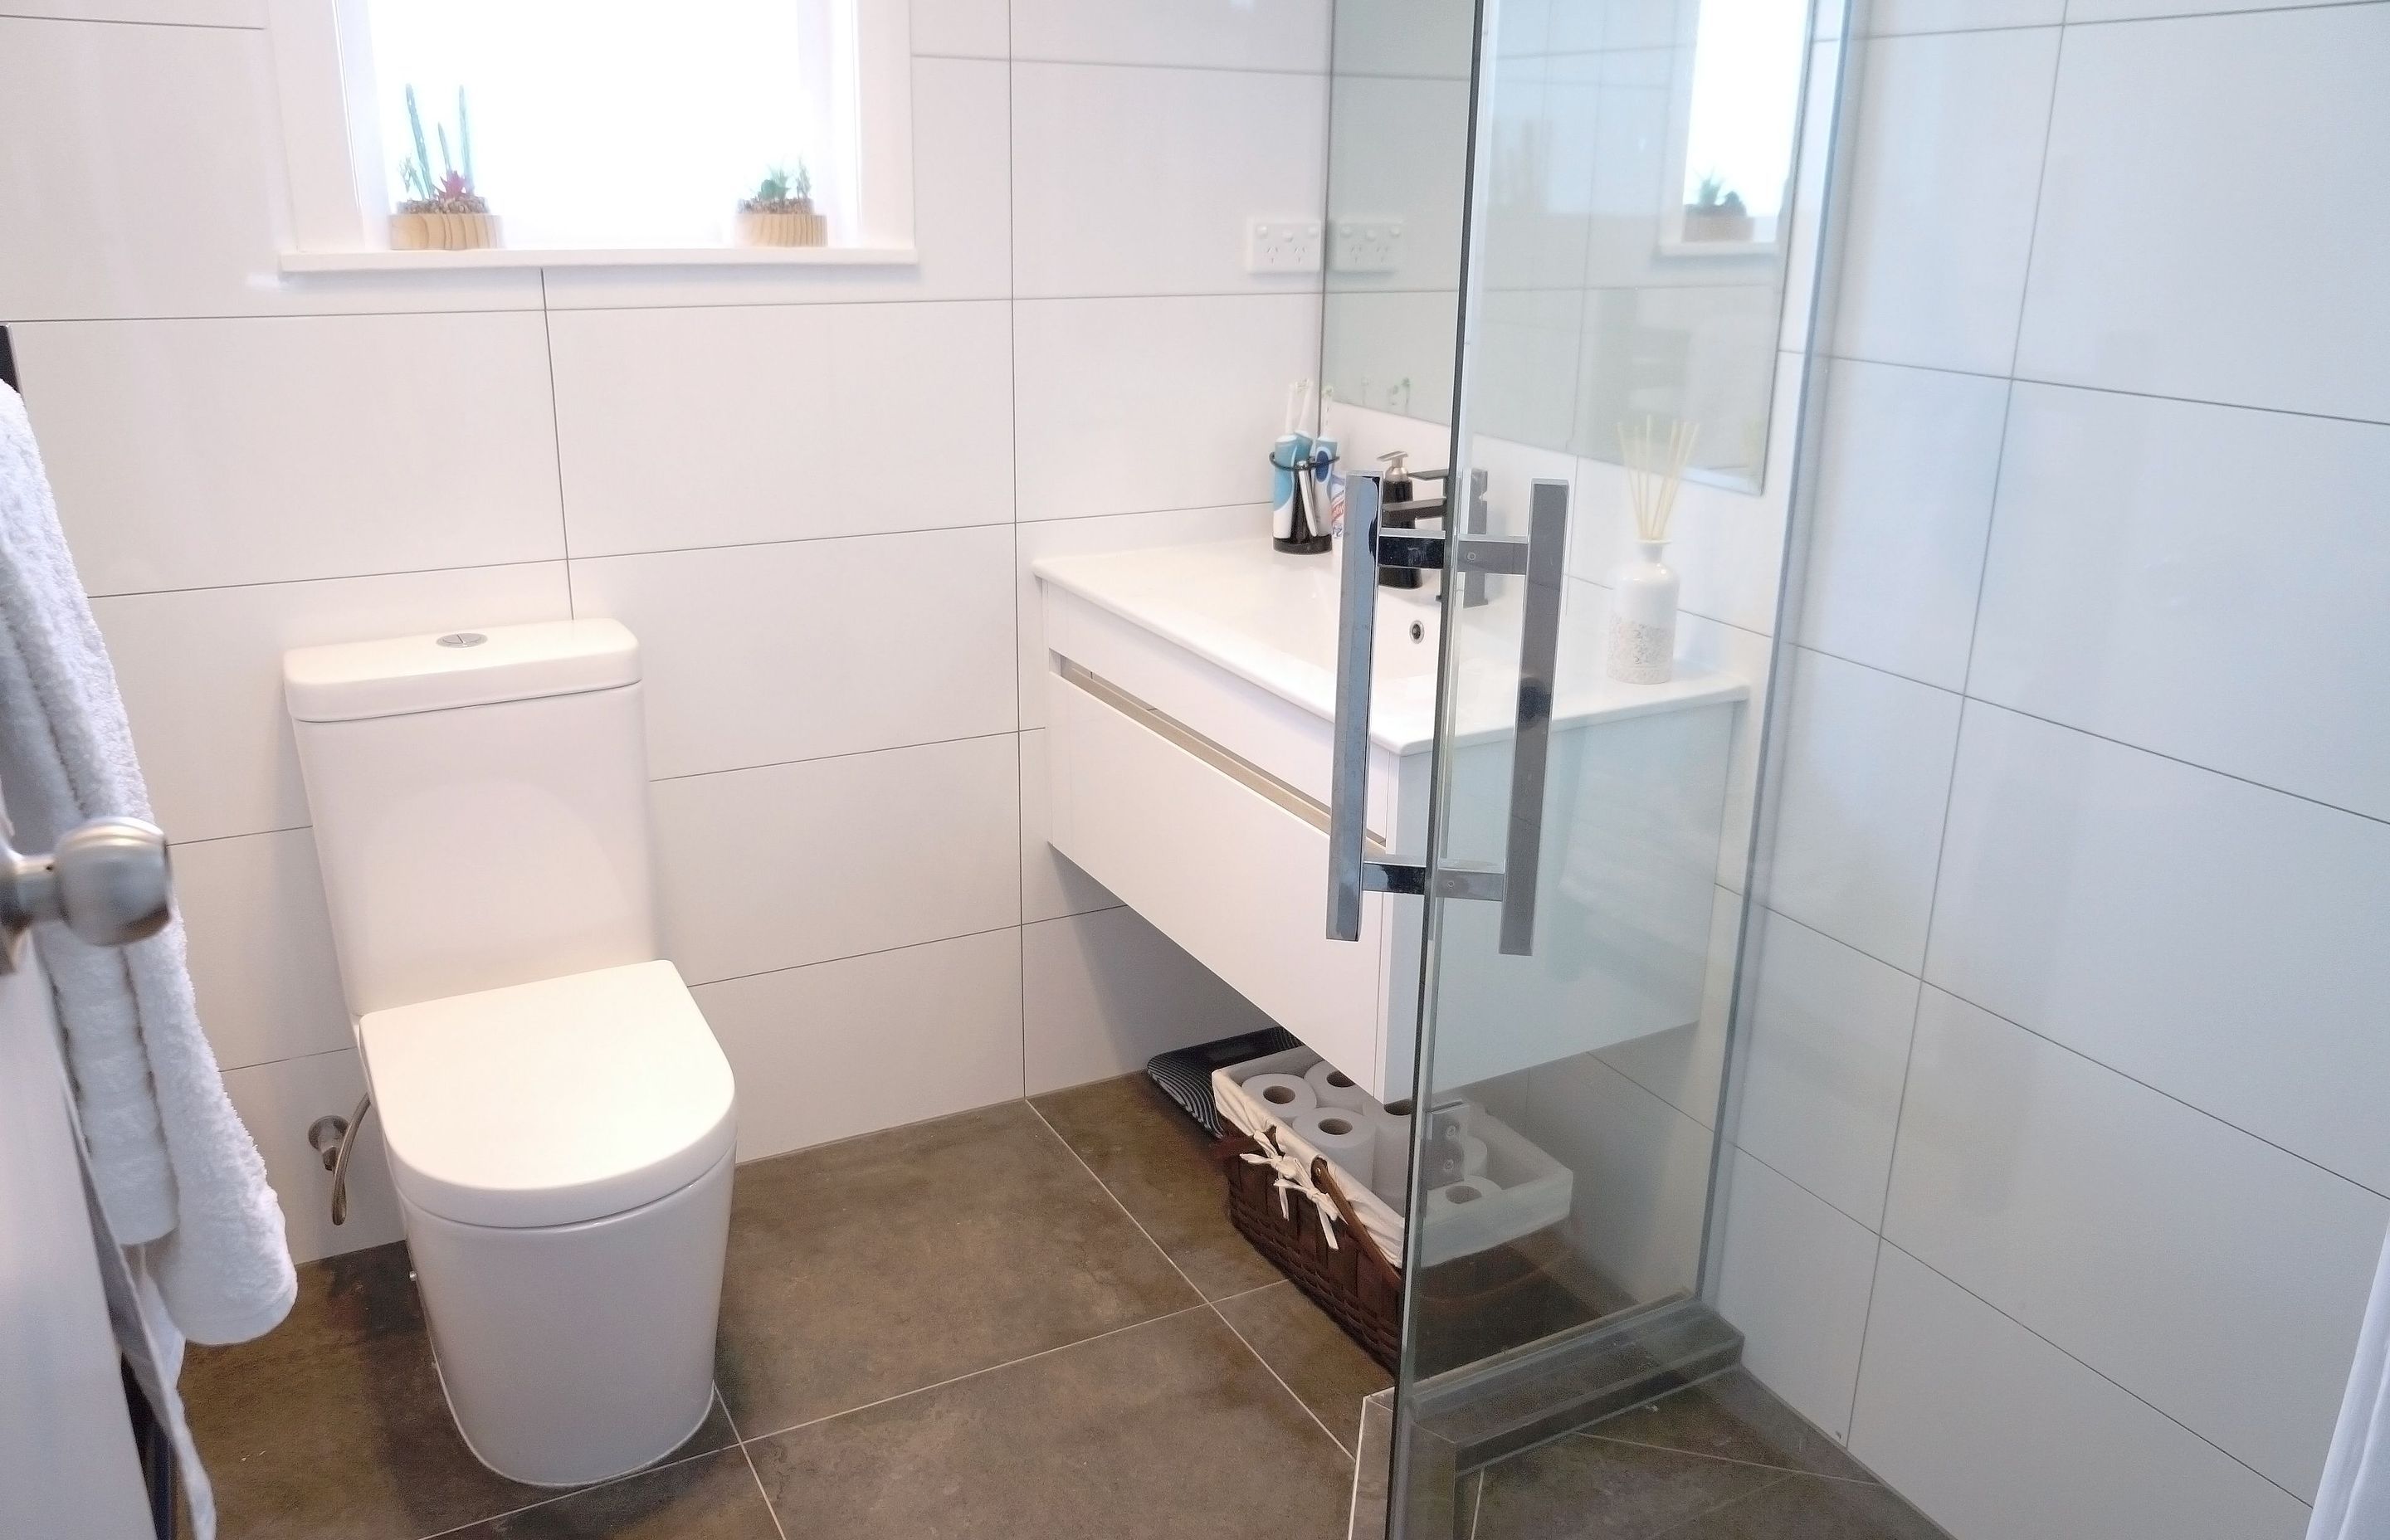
[{"x1": 282, "y1": 618, "x2": 736, "y2": 1487}]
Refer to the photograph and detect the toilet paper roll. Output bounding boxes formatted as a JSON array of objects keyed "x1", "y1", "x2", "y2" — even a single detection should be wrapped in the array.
[
  {"x1": 1425, "y1": 1176, "x2": 1502, "y2": 1216},
  {"x1": 1458, "y1": 1133, "x2": 1490, "y2": 1179},
  {"x1": 1293, "y1": 1109, "x2": 1375, "y2": 1187},
  {"x1": 1243, "y1": 1073, "x2": 1317, "y2": 1123},
  {"x1": 1368, "y1": 1098, "x2": 1414, "y2": 1206},
  {"x1": 1304, "y1": 1060, "x2": 1373, "y2": 1113}
]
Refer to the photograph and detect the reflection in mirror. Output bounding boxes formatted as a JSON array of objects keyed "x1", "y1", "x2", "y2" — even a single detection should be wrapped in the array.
[{"x1": 1323, "y1": 0, "x2": 1813, "y2": 492}]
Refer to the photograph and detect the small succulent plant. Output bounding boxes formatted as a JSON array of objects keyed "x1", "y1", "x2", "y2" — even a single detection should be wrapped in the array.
[
  {"x1": 742, "y1": 162, "x2": 813, "y2": 212},
  {"x1": 1690, "y1": 172, "x2": 1747, "y2": 217},
  {"x1": 398, "y1": 85, "x2": 489, "y2": 213}
]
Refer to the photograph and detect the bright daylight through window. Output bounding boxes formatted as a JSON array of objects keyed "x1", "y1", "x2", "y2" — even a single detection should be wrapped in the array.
[{"x1": 360, "y1": 0, "x2": 850, "y2": 252}]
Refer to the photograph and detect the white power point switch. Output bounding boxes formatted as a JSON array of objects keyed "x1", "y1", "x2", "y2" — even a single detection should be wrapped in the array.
[
  {"x1": 1246, "y1": 220, "x2": 1324, "y2": 274},
  {"x1": 1332, "y1": 219, "x2": 1405, "y2": 274}
]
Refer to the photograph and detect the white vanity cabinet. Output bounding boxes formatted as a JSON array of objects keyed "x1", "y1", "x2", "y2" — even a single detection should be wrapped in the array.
[{"x1": 1037, "y1": 540, "x2": 1743, "y2": 1103}]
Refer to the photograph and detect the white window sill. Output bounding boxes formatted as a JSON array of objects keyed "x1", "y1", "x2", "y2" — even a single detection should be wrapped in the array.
[{"x1": 278, "y1": 246, "x2": 919, "y2": 274}]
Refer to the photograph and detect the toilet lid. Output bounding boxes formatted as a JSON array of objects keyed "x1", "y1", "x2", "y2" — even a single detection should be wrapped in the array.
[{"x1": 360, "y1": 960, "x2": 737, "y2": 1228}]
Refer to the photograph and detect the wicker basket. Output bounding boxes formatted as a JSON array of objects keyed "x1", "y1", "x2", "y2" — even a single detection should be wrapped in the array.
[{"x1": 1215, "y1": 1129, "x2": 1402, "y2": 1371}]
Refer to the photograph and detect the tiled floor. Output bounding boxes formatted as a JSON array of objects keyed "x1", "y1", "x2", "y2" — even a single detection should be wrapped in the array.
[
  {"x1": 182, "y1": 1075, "x2": 1388, "y2": 1540},
  {"x1": 1462, "y1": 1372, "x2": 1950, "y2": 1540}
]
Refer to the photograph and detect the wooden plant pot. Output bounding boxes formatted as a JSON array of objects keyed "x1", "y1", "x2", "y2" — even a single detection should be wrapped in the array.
[
  {"x1": 734, "y1": 204, "x2": 827, "y2": 248},
  {"x1": 391, "y1": 210, "x2": 503, "y2": 251},
  {"x1": 1681, "y1": 209, "x2": 1756, "y2": 243}
]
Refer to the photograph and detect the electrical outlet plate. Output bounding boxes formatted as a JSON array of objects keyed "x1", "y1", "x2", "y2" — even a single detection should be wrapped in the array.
[
  {"x1": 1246, "y1": 219, "x2": 1324, "y2": 274},
  {"x1": 1332, "y1": 219, "x2": 1404, "y2": 275}
]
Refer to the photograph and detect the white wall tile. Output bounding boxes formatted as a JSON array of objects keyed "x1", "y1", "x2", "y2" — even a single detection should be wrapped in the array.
[
  {"x1": 18, "y1": 314, "x2": 564, "y2": 594},
  {"x1": 1970, "y1": 383, "x2": 2390, "y2": 821},
  {"x1": 1012, "y1": 63, "x2": 1328, "y2": 299},
  {"x1": 1864, "y1": 0, "x2": 2063, "y2": 35},
  {"x1": 1596, "y1": 883, "x2": 1741, "y2": 1127},
  {"x1": 1021, "y1": 905, "x2": 1275, "y2": 1094},
  {"x1": 543, "y1": 57, "x2": 1010, "y2": 309},
  {"x1": 0, "y1": 17, "x2": 533, "y2": 321},
  {"x1": 1851, "y1": 1245, "x2": 2311, "y2": 1540},
  {"x1": 93, "y1": 563, "x2": 571, "y2": 843},
  {"x1": 1759, "y1": 648, "x2": 1961, "y2": 972},
  {"x1": 1734, "y1": 909, "x2": 1920, "y2": 1226},
  {"x1": 2016, "y1": 6, "x2": 2390, "y2": 422},
  {"x1": 570, "y1": 525, "x2": 1017, "y2": 780},
  {"x1": 1926, "y1": 703, "x2": 2390, "y2": 1195},
  {"x1": 222, "y1": 1048, "x2": 403, "y2": 1266},
  {"x1": 1331, "y1": 0, "x2": 1475, "y2": 78},
  {"x1": 1013, "y1": 503, "x2": 1270, "y2": 727},
  {"x1": 1012, "y1": 294, "x2": 1323, "y2": 520},
  {"x1": 1521, "y1": 1053, "x2": 1712, "y2": 1301},
  {"x1": 174, "y1": 829, "x2": 350, "y2": 1070},
  {"x1": 912, "y1": 0, "x2": 1008, "y2": 57},
  {"x1": 1796, "y1": 359, "x2": 2007, "y2": 691},
  {"x1": 1018, "y1": 729, "x2": 1120, "y2": 923},
  {"x1": 695, "y1": 929, "x2": 1024, "y2": 1162},
  {"x1": 1012, "y1": 0, "x2": 1331, "y2": 71},
  {"x1": 1885, "y1": 986, "x2": 2383, "y2": 1499},
  {"x1": 1715, "y1": 1149, "x2": 1880, "y2": 1440},
  {"x1": 549, "y1": 301, "x2": 1013, "y2": 556},
  {"x1": 1830, "y1": 28, "x2": 2059, "y2": 375},
  {"x1": 652, "y1": 734, "x2": 1020, "y2": 987}
]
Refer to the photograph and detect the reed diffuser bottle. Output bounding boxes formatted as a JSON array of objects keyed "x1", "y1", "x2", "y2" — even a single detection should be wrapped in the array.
[{"x1": 1608, "y1": 417, "x2": 1697, "y2": 685}]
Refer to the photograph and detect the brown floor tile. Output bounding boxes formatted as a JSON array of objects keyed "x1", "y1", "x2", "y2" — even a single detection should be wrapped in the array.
[
  {"x1": 1583, "y1": 1372, "x2": 1876, "y2": 1484},
  {"x1": 1651, "y1": 1474, "x2": 1951, "y2": 1540},
  {"x1": 715, "y1": 1100, "x2": 1198, "y2": 1437},
  {"x1": 1215, "y1": 1281, "x2": 1393, "y2": 1452},
  {"x1": 748, "y1": 1307, "x2": 1351, "y2": 1540},
  {"x1": 181, "y1": 1243, "x2": 734, "y2": 1540},
  {"x1": 1030, "y1": 1073, "x2": 1285, "y2": 1299},
  {"x1": 1469, "y1": 1436, "x2": 1784, "y2": 1540},
  {"x1": 438, "y1": 1449, "x2": 781, "y2": 1539}
]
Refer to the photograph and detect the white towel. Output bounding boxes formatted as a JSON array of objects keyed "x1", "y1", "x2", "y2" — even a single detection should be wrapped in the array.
[{"x1": 0, "y1": 383, "x2": 295, "y2": 1347}]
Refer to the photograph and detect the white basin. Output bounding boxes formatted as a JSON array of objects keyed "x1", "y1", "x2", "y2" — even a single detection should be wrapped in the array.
[{"x1": 1032, "y1": 538, "x2": 1746, "y2": 1099}]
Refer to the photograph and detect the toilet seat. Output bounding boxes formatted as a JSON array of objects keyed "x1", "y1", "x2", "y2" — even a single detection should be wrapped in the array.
[{"x1": 360, "y1": 959, "x2": 735, "y2": 1229}]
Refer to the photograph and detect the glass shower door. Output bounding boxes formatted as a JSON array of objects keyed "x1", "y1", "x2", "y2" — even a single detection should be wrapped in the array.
[{"x1": 1316, "y1": 0, "x2": 1837, "y2": 1533}]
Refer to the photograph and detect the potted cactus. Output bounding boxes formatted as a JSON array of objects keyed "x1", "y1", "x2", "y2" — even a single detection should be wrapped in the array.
[
  {"x1": 734, "y1": 163, "x2": 825, "y2": 247},
  {"x1": 1683, "y1": 172, "x2": 1753, "y2": 242},
  {"x1": 392, "y1": 85, "x2": 500, "y2": 251}
]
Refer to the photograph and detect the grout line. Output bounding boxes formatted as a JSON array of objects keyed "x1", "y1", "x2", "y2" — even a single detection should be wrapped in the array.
[
  {"x1": 0, "y1": 9, "x2": 262, "y2": 30},
  {"x1": 2061, "y1": 0, "x2": 2389, "y2": 27},
  {"x1": 1004, "y1": 52, "x2": 1332, "y2": 78},
  {"x1": 715, "y1": 1395, "x2": 793, "y2": 1540},
  {"x1": 1570, "y1": 1430, "x2": 1884, "y2": 1484},
  {"x1": 646, "y1": 727, "x2": 1023, "y2": 785},
  {"x1": 733, "y1": 1299, "x2": 1215, "y2": 1447},
  {"x1": 536, "y1": 270, "x2": 576, "y2": 620},
  {"x1": 1875, "y1": 1237, "x2": 2316, "y2": 1510},
  {"x1": 1638, "y1": 1472, "x2": 1801, "y2": 1539},
  {"x1": 1007, "y1": 12, "x2": 1027, "y2": 1106},
  {"x1": 86, "y1": 554, "x2": 563, "y2": 603},
  {"x1": 1019, "y1": 1099, "x2": 1358, "y2": 1461}
]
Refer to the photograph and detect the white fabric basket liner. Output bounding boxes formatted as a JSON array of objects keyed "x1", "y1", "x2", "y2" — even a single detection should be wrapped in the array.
[{"x1": 1212, "y1": 1046, "x2": 1573, "y2": 1270}]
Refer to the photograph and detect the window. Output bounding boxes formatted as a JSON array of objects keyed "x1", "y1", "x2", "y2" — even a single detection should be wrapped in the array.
[
  {"x1": 266, "y1": 0, "x2": 914, "y2": 266},
  {"x1": 1661, "y1": 0, "x2": 1807, "y2": 251}
]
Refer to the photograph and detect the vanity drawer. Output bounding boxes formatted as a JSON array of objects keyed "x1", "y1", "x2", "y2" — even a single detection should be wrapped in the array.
[{"x1": 1046, "y1": 664, "x2": 1393, "y2": 1095}]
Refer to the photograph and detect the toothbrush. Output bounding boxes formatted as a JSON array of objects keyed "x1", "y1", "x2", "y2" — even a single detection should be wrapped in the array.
[
  {"x1": 1271, "y1": 380, "x2": 1310, "y2": 543},
  {"x1": 1311, "y1": 385, "x2": 1343, "y2": 540}
]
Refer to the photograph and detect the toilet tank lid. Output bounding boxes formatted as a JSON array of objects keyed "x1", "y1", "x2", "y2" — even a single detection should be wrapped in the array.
[{"x1": 284, "y1": 619, "x2": 641, "y2": 722}]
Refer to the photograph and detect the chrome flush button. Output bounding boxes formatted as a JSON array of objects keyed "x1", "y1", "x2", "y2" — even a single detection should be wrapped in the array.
[{"x1": 437, "y1": 632, "x2": 488, "y2": 648}]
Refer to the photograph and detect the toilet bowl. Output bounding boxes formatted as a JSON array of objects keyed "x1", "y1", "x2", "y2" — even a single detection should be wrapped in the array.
[
  {"x1": 284, "y1": 619, "x2": 737, "y2": 1485},
  {"x1": 363, "y1": 961, "x2": 734, "y2": 1484}
]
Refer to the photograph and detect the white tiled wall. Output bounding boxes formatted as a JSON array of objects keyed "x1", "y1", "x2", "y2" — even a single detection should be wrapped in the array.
[
  {"x1": 1714, "y1": 5, "x2": 2390, "y2": 1534},
  {"x1": 4, "y1": 2, "x2": 1314, "y2": 1261}
]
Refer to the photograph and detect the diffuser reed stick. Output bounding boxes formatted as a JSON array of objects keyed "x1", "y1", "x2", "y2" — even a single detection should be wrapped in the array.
[{"x1": 1617, "y1": 417, "x2": 1700, "y2": 543}]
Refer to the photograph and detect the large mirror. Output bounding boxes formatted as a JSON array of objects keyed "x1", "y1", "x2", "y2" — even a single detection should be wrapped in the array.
[{"x1": 1324, "y1": 0, "x2": 1812, "y2": 491}]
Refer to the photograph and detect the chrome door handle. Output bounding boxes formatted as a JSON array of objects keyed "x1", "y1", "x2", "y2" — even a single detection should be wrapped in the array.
[
  {"x1": 1497, "y1": 480, "x2": 1570, "y2": 955},
  {"x1": 1322, "y1": 475, "x2": 1568, "y2": 955},
  {"x1": 0, "y1": 816, "x2": 173, "y2": 970}
]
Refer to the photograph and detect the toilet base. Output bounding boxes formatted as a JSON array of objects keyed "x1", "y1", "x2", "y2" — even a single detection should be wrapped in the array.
[{"x1": 397, "y1": 1147, "x2": 734, "y2": 1486}]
